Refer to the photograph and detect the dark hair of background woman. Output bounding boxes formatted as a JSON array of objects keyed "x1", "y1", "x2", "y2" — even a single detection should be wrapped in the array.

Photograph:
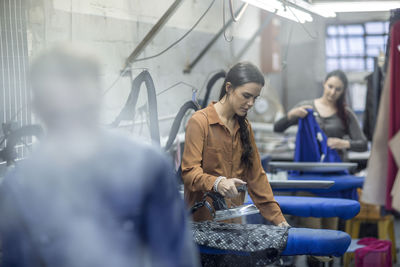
[
  {"x1": 325, "y1": 69, "x2": 349, "y2": 129},
  {"x1": 219, "y1": 62, "x2": 265, "y2": 169}
]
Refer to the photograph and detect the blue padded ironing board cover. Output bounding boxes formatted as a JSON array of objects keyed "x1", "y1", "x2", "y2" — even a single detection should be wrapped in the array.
[
  {"x1": 245, "y1": 196, "x2": 360, "y2": 219},
  {"x1": 281, "y1": 228, "x2": 351, "y2": 256},
  {"x1": 274, "y1": 196, "x2": 360, "y2": 219},
  {"x1": 294, "y1": 110, "x2": 344, "y2": 170}
]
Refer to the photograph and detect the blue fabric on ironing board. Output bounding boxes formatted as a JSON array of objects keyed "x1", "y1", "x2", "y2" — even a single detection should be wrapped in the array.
[
  {"x1": 245, "y1": 196, "x2": 360, "y2": 219},
  {"x1": 199, "y1": 228, "x2": 351, "y2": 257},
  {"x1": 293, "y1": 109, "x2": 347, "y2": 175}
]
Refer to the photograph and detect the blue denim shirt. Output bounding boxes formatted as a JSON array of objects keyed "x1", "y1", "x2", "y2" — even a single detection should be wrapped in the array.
[{"x1": 0, "y1": 132, "x2": 198, "y2": 267}]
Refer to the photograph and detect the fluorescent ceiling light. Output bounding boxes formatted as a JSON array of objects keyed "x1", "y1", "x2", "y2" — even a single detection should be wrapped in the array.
[
  {"x1": 313, "y1": 1, "x2": 400, "y2": 13},
  {"x1": 242, "y1": 0, "x2": 313, "y2": 23},
  {"x1": 285, "y1": 0, "x2": 336, "y2": 17}
]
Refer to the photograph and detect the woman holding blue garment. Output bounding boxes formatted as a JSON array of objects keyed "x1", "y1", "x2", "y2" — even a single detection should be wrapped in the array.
[
  {"x1": 274, "y1": 70, "x2": 368, "y2": 159},
  {"x1": 274, "y1": 70, "x2": 368, "y2": 266}
]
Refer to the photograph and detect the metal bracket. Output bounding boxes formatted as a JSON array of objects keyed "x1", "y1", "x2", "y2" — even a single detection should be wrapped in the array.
[
  {"x1": 233, "y1": 14, "x2": 273, "y2": 62},
  {"x1": 183, "y1": 2, "x2": 247, "y2": 74},
  {"x1": 124, "y1": 0, "x2": 184, "y2": 70}
]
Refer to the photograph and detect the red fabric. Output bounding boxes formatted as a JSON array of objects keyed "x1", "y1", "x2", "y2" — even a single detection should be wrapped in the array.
[
  {"x1": 387, "y1": 21, "x2": 400, "y2": 210},
  {"x1": 355, "y1": 238, "x2": 392, "y2": 267}
]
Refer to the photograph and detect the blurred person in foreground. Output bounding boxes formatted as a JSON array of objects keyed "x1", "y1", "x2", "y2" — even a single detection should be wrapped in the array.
[{"x1": 0, "y1": 44, "x2": 198, "y2": 267}]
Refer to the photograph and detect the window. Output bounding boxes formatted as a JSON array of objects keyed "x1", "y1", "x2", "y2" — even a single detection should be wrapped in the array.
[{"x1": 326, "y1": 21, "x2": 389, "y2": 72}]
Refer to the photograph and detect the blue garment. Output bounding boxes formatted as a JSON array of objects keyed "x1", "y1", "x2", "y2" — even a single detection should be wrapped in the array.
[
  {"x1": 0, "y1": 132, "x2": 198, "y2": 267},
  {"x1": 294, "y1": 109, "x2": 342, "y2": 164}
]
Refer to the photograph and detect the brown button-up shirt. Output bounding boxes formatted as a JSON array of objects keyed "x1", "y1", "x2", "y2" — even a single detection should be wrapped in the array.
[{"x1": 181, "y1": 103, "x2": 285, "y2": 225}]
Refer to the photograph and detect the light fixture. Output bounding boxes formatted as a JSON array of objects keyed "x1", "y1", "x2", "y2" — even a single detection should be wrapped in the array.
[
  {"x1": 241, "y1": 0, "x2": 313, "y2": 23},
  {"x1": 285, "y1": 0, "x2": 336, "y2": 18},
  {"x1": 313, "y1": 1, "x2": 400, "y2": 13}
]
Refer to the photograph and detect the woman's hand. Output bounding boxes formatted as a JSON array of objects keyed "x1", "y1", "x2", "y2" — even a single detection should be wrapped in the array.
[
  {"x1": 287, "y1": 105, "x2": 313, "y2": 120},
  {"x1": 277, "y1": 221, "x2": 290, "y2": 228},
  {"x1": 217, "y1": 178, "x2": 247, "y2": 198},
  {"x1": 327, "y1": 138, "x2": 350, "y2": 149}
]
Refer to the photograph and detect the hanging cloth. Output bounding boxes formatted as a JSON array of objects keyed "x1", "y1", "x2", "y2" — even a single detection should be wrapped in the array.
[
  {"x1": 389, "y1": 131, "x2": 400, "y2": 212},
  {"x1": 386, "y1": 20, "x2": 400, "y2": 210},
  {"x1": 362, "y1": 61, "x2": 391, "y2": 206},
  {"x1": 363, "y1": 58, "x2": 384, "y2": 141},
  {"x1": 384, "y1": 9, "x2": 400, "y2": 74},
  {"x1": 294, "y1": 109, "x2": 342, "y2": 164},
  {"x1": 362, "y1": 12, "x2": 400, "y2": 206}
]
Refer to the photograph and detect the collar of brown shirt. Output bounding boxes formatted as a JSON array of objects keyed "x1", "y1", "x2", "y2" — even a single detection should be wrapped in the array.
[{"x1": 206, "y1": 102, "x2": 240, "y2": 134}]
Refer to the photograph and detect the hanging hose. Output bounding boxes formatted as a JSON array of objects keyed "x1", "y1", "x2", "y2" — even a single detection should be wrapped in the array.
[
  {"x1": 164, "y1": 100, "x2": 200, "y2": 151},
  {"x1": 111, "y1": 70, "x2": 160, "y2": 145},
  {"x1": 201, "y1": 70, "x2": 226, "y2": 108},
  {"x1": 229, "y1": 0, "x2": 248, "y2": 22}
]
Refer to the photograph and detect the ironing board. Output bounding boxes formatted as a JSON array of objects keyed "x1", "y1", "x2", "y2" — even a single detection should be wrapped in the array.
[
  {"x1": 277, "y1": 174, "x2": 365, "y2": 200},
  {"x1": 199, "y1": 227, "x2": 351, "y2": 257},
  {"x1": 245, "y1": 196, "x2": 360, "y2": 220},
  {"x1": 195, "y1": 189, "x2": 357, "y2": 259},
  {"x1": 267, "y1": 162, "x2": 357, "y2": 173}
]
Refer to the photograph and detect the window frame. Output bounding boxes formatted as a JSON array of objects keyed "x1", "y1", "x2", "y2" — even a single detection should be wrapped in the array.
[{"x1": 325, "y1": 21, "x2": 389, "y2": 72}]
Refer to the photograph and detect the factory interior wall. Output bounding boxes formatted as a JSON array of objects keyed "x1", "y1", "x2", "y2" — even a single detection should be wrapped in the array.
[
  {"x1": 26, "y1": 0, "x2": 392, "y2": 140},
  {"x1": 27, "y1": 0, "x2": 263, "y2": 140}
]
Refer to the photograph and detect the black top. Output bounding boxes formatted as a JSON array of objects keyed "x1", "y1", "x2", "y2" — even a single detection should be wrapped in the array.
[{"x1": 274, "y1": 100, "x2": 368, "y2": 153}]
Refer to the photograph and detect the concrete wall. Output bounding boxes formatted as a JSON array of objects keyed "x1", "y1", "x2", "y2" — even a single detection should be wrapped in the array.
[
  {"x1": 278, "y1": 17, "x2": 326, "y2": 110},
  {"x1": 27, "y1": 0, "x2": 264, "y2": 140}
]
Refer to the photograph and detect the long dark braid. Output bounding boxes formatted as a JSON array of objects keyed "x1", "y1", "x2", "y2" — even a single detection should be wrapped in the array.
[
  {"x1": 236, "y1": 115, "x2": 252, "y2": 169},
  {"x1": 219, "y1": 62, "x2": 265, "y2": 169}
]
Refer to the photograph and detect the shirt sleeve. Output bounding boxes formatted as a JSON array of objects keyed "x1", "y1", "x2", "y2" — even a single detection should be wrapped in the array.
[
  {"x1": 246, "y1": 123, "x2": 286, "y2": 225},
  {"x1": 181, "y1": 113, "x2": 217, "y2": 192},
  {"x1": 345, "y1": 108, "x2": 368, "y2": 152},
  {"x1": 273, "y1": 100, "x2": 312, "y2": 133},
  {"x1": 273, "y1": 115, "x2": 298, "y2": 133}
]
